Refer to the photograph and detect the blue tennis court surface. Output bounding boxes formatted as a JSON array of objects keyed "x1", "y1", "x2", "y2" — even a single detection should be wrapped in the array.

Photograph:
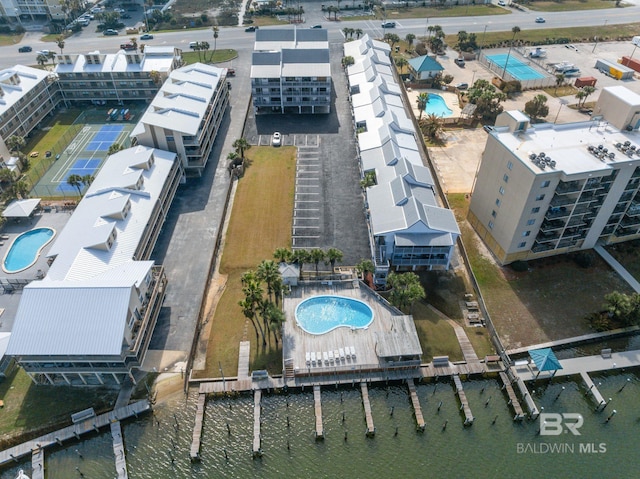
[
  {"x1": 486, "y1": 54, "x2": 546, "y2": 81},
  {"x1": 86, "y1": 125, "x2": 125, "y2": 151},
  {"x1": 56, "y1": 159, "x2": 101, "y2": 192}
]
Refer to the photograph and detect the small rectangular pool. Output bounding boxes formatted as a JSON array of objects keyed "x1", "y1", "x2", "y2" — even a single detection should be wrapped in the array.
[{"x1": 486, "y1": 53, "x2": 546, "y2": 81}]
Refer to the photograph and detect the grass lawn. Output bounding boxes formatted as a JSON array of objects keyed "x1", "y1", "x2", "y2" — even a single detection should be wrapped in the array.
[
  {"x1": 351, "y1": 4, "x2": 510, "y2": 21},
  {"x1": 181, "y1": 49, "x2": 238, "y2": 65},
  {"x1": 447, "y1": 193, "x2": 634, "y2": 350},
  {"x1": 0, "y1": 34, "x2": 24, "y2": 47},
  {"x1": 525, "y1": 0, "x2": 622, "y2": 12},
  {"x1": 193, "y1": 146, "x2": 297, "y2": 378},
  {"x1": 412, "y1": 301, "x2": 463, "y2": 361},
  {"x1": 0, "y1": 368, "x2": 117, "y2": 446},
  {"x1": 606, "y1": 239, "x2": 640, "y2": 281}
]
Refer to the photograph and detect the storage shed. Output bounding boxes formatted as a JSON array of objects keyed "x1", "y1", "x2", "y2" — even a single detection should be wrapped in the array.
[
  {"x1": 595, "y1": 59, "x2": 635, "y2": 80},
  {"x1": 574, "y1": 76, "x2": 597, "y2": 88}
]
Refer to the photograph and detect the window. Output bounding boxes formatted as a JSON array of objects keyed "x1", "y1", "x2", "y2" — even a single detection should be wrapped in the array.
[
  {"x1": 535, "y1": 194, "x2": 545, "y2": 201},
  {"x1": 499, "y1": 186, "x2": 505, "y2": 195},
  {"x1": 491, "y1": 210, "x2": 497, "y2": 218},
  {"x1": 518, "y1": 241, "x2": 527, "y2": 248},
  {"x1": 541, "y1": 180, "x2": 551, "y2": 188},
  {"x1": 488, "y1": 221, "x2": 494, "y2": 230},
  {"x1": 507, "y1": 161, "x2": 513, "y2": 170},
  {"x1": 531, "y1": 207, "x2": 540, "y2": 214},
  {"x1": 496, "y1": 198, "x2": 501, "y2": 207},
  {"x1": 522, "y1": 231, "x2": 531, "y2": 237},
  {"x1": 503, "y1": 174, "x2": 509, "y2": 183},
  {"x1": 527, "y1": 219, "x2": 535, "y2": 225}
]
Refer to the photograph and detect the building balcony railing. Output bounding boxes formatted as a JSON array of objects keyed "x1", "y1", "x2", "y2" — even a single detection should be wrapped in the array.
[
  {"x1": 540, "y1": 219, "x2": 565, "y2": 231},
  {"x1": 532, "y1": 242, "x2": 556, "y2": 253},
  {"x1": 535, "y1": 232, "x2": 560, "y2": 243},
  {"x1": 550, "y1": 196, "x2": 576, "y2": 207},
  {"x1": 545, "y1": 206, "x2": 570, "y2": 219},
  {"x1": 555, "y1": 182, "x2": 582, "y2": 194}
]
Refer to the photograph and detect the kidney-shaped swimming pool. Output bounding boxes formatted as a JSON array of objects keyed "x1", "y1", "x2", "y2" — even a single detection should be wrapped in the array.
[
  {"x1": 3, "y1": 227, "x2": 56, "y2": 273},
  {"x1": 295, "y1": 295, "x2": 374, "y2": 335}
]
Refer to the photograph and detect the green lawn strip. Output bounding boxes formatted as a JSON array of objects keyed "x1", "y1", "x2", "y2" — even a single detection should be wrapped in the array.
[
  {"x1": 464, "y1": 326, "x2": 495, "y2": 359},
  {"x1": 0, "y1": 368, "x2": 117, "y2": 444},
  {"x1": 412, "y1": 300, "x2": 464, "y2": 362},
  {"x1": 195, "y1": 146, "x2": 296, "y2": 378},
  {"x1": 443, "y1": 23, "x2": 640, "y2": 48},
  {"x1": 0, "y1": 34, "x2": 24, "y2": 47},
  {"x1": 181, "y1": 49, "x2": 238, "y2": 65},
  {"x1": 524, "y1": 0, "x2": 621, "y2": 12},
  {"x1": 350, "y1": 4, "x2": 509, "y2": 22}
]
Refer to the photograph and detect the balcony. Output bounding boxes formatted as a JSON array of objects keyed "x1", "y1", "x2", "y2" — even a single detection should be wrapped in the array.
[
  {"x1": 535, "y1": 232, "x2": 560, "y2": 243},
  {"x1": 540, "y1": 219, "x2": 565, "y2": 231},
  {"x1": 550, "y1": 196, "x2": 576, "y2": 207},
  {"x1": 555, "y1": 181, "x2": 581, "y2": 194},
  {"x1": 532, "y1": 242, "x2": 556, "y2": 253}
]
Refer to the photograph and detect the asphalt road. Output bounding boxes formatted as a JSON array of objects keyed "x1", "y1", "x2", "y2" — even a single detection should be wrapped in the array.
[{"x1": 4, "y1": 4, "x2": 640, "y2": 67}]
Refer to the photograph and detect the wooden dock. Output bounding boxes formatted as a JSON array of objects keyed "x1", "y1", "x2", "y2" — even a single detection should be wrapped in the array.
[
  {"x1": 406, "y1": 379, "x2": 425, "y2": 431},
  {"x1": 514, "y1": 377, "x2": 540, "y2": 419},
  {"x1": 111, "y1": 421, "x2": 128, "y2": 479},
  {"x1": 453, "y1": 375, "x2": 474, "y2": 426},
  {"x1": 238, "y1": 341, "x2": 251, "y2": 379},
  {"x1": 360, "y1": 383, "x2": 375, "y2": 436},
  {"x1": 190, "y1": 393, "x2": 206, "y2": 462},
  {"x1": 580, "y1": 371, "x2": 607, "y2": 411},
  {"x1": 499, "y1": 372, "x2": 526, "y2": 421},
  {"x1": 0, "y1": 400, "x2": 150, "y2": 467},
  {"x1": 313, "y1": 385, "x2": 324, "y2": 439},
  {"x1": 253, "y1": 389, "x2": 262, "y2": 457},
  {"x1": 31, "y1": 447, "x2": 44, "y2": 479}
]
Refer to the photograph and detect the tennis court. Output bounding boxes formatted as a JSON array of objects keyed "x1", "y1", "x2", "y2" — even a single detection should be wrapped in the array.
[
  {"x1": 86, "y1": 125, "x2": 125, "y2": 152},
  {"x1": 486, "y1": 53, "x2": 546, "y2": 81},
  {"x1": 57, "y1": 159, "x2": 103, "y2": 192}
]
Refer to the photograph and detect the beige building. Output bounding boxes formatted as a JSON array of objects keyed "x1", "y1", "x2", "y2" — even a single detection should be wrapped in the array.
[{"x1": 469, "y1": 93, "x2": 640, "y2": 265}]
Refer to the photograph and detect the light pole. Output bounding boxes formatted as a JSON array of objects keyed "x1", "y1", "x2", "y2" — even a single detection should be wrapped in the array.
[
  {"x1": 631, "y1": 43, "x2": 639, "y2": 59},
  {"x1": 592, "y1": 20, "x2": 608, "y2": 53},
  {"x1": 554, "y1": 99, "x2": 568, "y2": 124},
  {"x1": 480, "y1": 24, "x2": 488, "y2": 54}
]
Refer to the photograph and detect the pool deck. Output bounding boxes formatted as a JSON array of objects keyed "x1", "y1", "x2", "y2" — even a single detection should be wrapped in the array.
[{"x1": 406, "y1": 88, "x2": 462, "y2": 120}]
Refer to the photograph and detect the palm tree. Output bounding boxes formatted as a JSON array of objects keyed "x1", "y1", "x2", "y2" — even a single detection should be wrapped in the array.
[
  {"x1": 199, "y1": 41, "x2": 210, "y2": 63},
  {"x1": 355, "y1": 259, "x2": 375, "y2": 279},
  {"x1": 12, "y1": 179, "x2": 30, "y2": 200},
  {"x1": 81, "y1": 174, "x2": 94, "y2": 189},
  {"x1": 209, "y1": 26, "x2": 219, "y2": 63},
  {"x1": 292, "y1": 249, "x2": 311, "y2": 280},
  {"x1": 554, "y1": 73, "x2": 565, "y2": 94},
  {"x1": 130, "y1": 37, "x2": 138, "y2": 52},
  {"x1": 581, "y1": 86, "x2": 596, "y2": 107},
  {"x1": 149, "y1": 70, "x2": 162, "y2": 86},
  {"x1": 416, "y1": 92, "x2": 429, "y2": 120},
  {"x1": 355, "y1": 28, "x2": 363, "y2": 39},
  {"x1": 56, "y1": 36, "x2": 65, "y2": 55},
  {"x1": 241, "y1": 271, "x2": 267, "y2": 346},
  {"x1": 256, "y1": 259, "x2": 280, "y2": 304},
  {"x1": 501, "y1": 26, "x2": 520, "y2": 80},
  {"x1": 325, "y1": 248, "x2": 343, "y2": 273},
  {"x1": 266, "y1": 305, "x2": 285, "y2": 347},
  {"x1": 309, "y1": 248, "x2": 325, "y2": 277},
  {"x1": 67, "y1": 174, "x2": 83, "y2": 196},
  {"x1": 395, "y1": 57, "x2": 408, "y2": 75},
  {"x1": 233, "y1": 138, "x2": 251, "y2": 158},
  {"x1": 273, "y1": 247, "x2": 292, "y2": 263},
  {"x1": 5, "y1": 135, "x2": 25, "y2": 154},
  {"x1": 575, "y1": 89, "x2": 588, "y2": 108},
  {"x1": 421, "y1": 113, "x2": 444, "y2": 140},
  {"x1": 405, "y1": 33, "x2": 416, "y2": 48},
  {"x1": 36, "y1": 53, "x2": 48, "y2": 67}
]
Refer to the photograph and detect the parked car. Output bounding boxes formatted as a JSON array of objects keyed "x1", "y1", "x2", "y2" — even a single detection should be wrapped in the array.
[
  {"x1": 245, "y1": 26, "x2": 258, "y2": 32},
  {"x1": 140, "y1": 33, "x2": 154, "y2": 40},
  {"x1": 272, "y1": 132, "x2": 282, "y2": 147},
  {"x1": 311, "y1": 24, "x2": 322, "y2": 29},
  {"x1": 381, "y1": 21, "x2": 396, "y2": 28},
  {"x1": 498, "y1": 0, "x2": 506, "y2": 5},
  {"x1": 227, "y1": 68, "x2": 236, "y2": 76},
  {"x1": 535, "y1": 17, "x2": 546, "y2": 23},
  {"x1": 104, "y1": 29, "x2": 118, "y2": 36},
  {"x1": 120, "y1": 43, "x2": 136, "y2": 51},
  {"x1": 455, "y1": 82, "x2": 469, "y2": 90},
  {"x1": 18, "y1": 46, "x2": 32, "y2": 53},
  {"x1": 36, "y1": 50, "x2": 50, "y2": 56},
  {"x1": 454, "y1": 57, "x2": 465, "y2": 67}
]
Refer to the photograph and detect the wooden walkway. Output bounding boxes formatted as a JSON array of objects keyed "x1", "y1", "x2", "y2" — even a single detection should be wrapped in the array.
[
  {"x1": 111, "y1": 421, "x2": 128, "y2": 479},
  {"x1": 313, "y1": 385, "x2": 324, "y2": 439},
  {"x1": 498, "y1": 372, "x2": 526, "y2": 421},
  {"x1": 238, "y1": 341, "x2": 251, "y2": 379},
  {"x1": 253, "y1": 390, "x2": 262, "y2": 457},
  {"x1": 453, "y1": 375, "x2": 474, "y2": 426},
  {"x1": 190, "y1": 393, "x2": 206, "y2": 461},
  {"x1": 360, "y1": 383, "x2": 375, "y2": 436},
  {"x1": 580, "y1": 372, "x2": 607, "y2": 411},
  {"x1": 406, "y1": 379, "x2": 425, "y2": 431},
  {"x1": 0, "y1": 400, "x2": 150, "y2": 467},
  {"x1": 446, "y1": 319, "x2": 480, "y2": 363},
  {"x1": 31, "y1": 447, "x2": 44, "y2": 479}
]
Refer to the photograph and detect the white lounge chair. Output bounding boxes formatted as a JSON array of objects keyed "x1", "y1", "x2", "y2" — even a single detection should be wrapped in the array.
[
  {"x1": 317, "y1": 352, "x2": 322, "y2": 365},
  {"x1": 323, "y1": 351, "x2": 329, "y2": 365},
  {"x1": 328, "y1": 350, "x2": 334, "y2": 364},
  {"x1": 350, "y1": 346, "x2": 356, "y2": 359},
  {"x1": 339, "y1": 348, "x2": 345, "y2": 361},
  {"x1": 345, "y1": 347, "x2": 351, "y2": 360},
  {"x1": 306, "y1": 352, "x2": 311, "y2": 366},
  {"x1": 334, "y1": 349, "x2": 340, "y2": 362},
  {"x1": 311, "y1": 351, "x2": 317, "y2": 365}
]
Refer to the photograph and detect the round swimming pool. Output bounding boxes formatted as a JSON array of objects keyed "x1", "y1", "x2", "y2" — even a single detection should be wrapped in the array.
[
  {"x1": 295, "y1": 295, "x2": 374, "y2": 335},
  {"x1": 425, "y1": 93, "x2": 453, "y2": 117},
  {"x1": 3, "y1": 227, "x2": 56, "y2": 273}
]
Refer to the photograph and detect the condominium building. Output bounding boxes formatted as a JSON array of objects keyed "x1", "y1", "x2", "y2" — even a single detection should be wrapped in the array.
[
  {"x1": 131, "y1": 62, "x2": 230, "y2": 177},
  {"x1": 0, "y1": 0, "x2": 65, "y2": 22},
  {"x1": 345, "y1": 35, "x2": 460, "y2": 286},
  {"x1": 6, "y1": 145, "x2": 183, "y2": 385},
  {"x1": 0, "y1": 65, "x2": 61, "y2": 161},
  {"x1": 251, "y1": 28, "x2": 331, "y2": 114},
  {"x1": 55, "y1": 46, "x2": 183, "y2": 106},
  {"x1": 468, "y1": 87, "x2": 640, "y2": 265}
]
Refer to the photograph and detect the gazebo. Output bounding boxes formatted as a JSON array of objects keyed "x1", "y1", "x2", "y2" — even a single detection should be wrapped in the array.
[
  {"x1": 529, "y1": 348, "x2": 563, "y2": 379},
  {"x1": 2, "y1": 198, "x2": 41, "y2": 220}
]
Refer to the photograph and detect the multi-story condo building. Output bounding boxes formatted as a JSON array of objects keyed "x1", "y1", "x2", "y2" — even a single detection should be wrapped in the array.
[
  {"x1": 345, "y1": 35, "x2": 460, "y2": 286},
  {"x1": 468, "y1": 86, "x2": 640, "y2": 265},
  {"x1": 0, "y1": 0, "x2": 65, "y2": 22},
  {"x1": 0, "y1": 65, "x2": 61, "y2": 160},
  {"x1": 251, "y1": 28, "x2": 331, "y2": 114},
  {"x1": 55, "y1": 46, "x2": 183, "y2": 106},
  {"x1": 131, "y1": 62, "x2": 230, "y2": 177},
  {"x1": 6, "y1": 145, "x2": 183, "y2": 385}
]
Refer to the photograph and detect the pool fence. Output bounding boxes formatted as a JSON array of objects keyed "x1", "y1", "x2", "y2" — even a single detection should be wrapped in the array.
[{"x1": 477, "y1": 50, "x2": 557, "y2": 89}]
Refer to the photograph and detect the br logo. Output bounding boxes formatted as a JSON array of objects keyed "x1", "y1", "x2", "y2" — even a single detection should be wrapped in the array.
[{"x1": 540, "y1": 413, "x2": 584, "y2": 436}]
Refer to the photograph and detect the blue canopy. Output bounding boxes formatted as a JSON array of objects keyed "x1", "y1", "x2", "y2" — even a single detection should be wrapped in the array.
[{"x1": 529, "y1": 348, "x2": 563, "y2": 372}]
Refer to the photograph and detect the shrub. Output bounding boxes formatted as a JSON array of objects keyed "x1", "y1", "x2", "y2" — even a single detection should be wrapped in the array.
[
  {"x1": 586, "y1": 312, "x2": 612, "y2": 332},
  {"x1": 510, "y1": 260, "x2": 529, "y2": 272},
  {"x1": 415, "y1": 42, "x2": 428, "y2": 56}
]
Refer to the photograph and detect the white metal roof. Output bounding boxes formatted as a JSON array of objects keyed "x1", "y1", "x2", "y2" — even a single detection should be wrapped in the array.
[
  {"x1": 2, "y1": 198, "x2": 41, "y2": 218},
  {"x1": 133, "y1": 62, "x2": 225, "y2": 136},
  {"x1": 0, "y1": 65, "x2": 49, "y2": 118},
  {"x1": 55, "y1": 47, "x2": 180, "y2": 75}
]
